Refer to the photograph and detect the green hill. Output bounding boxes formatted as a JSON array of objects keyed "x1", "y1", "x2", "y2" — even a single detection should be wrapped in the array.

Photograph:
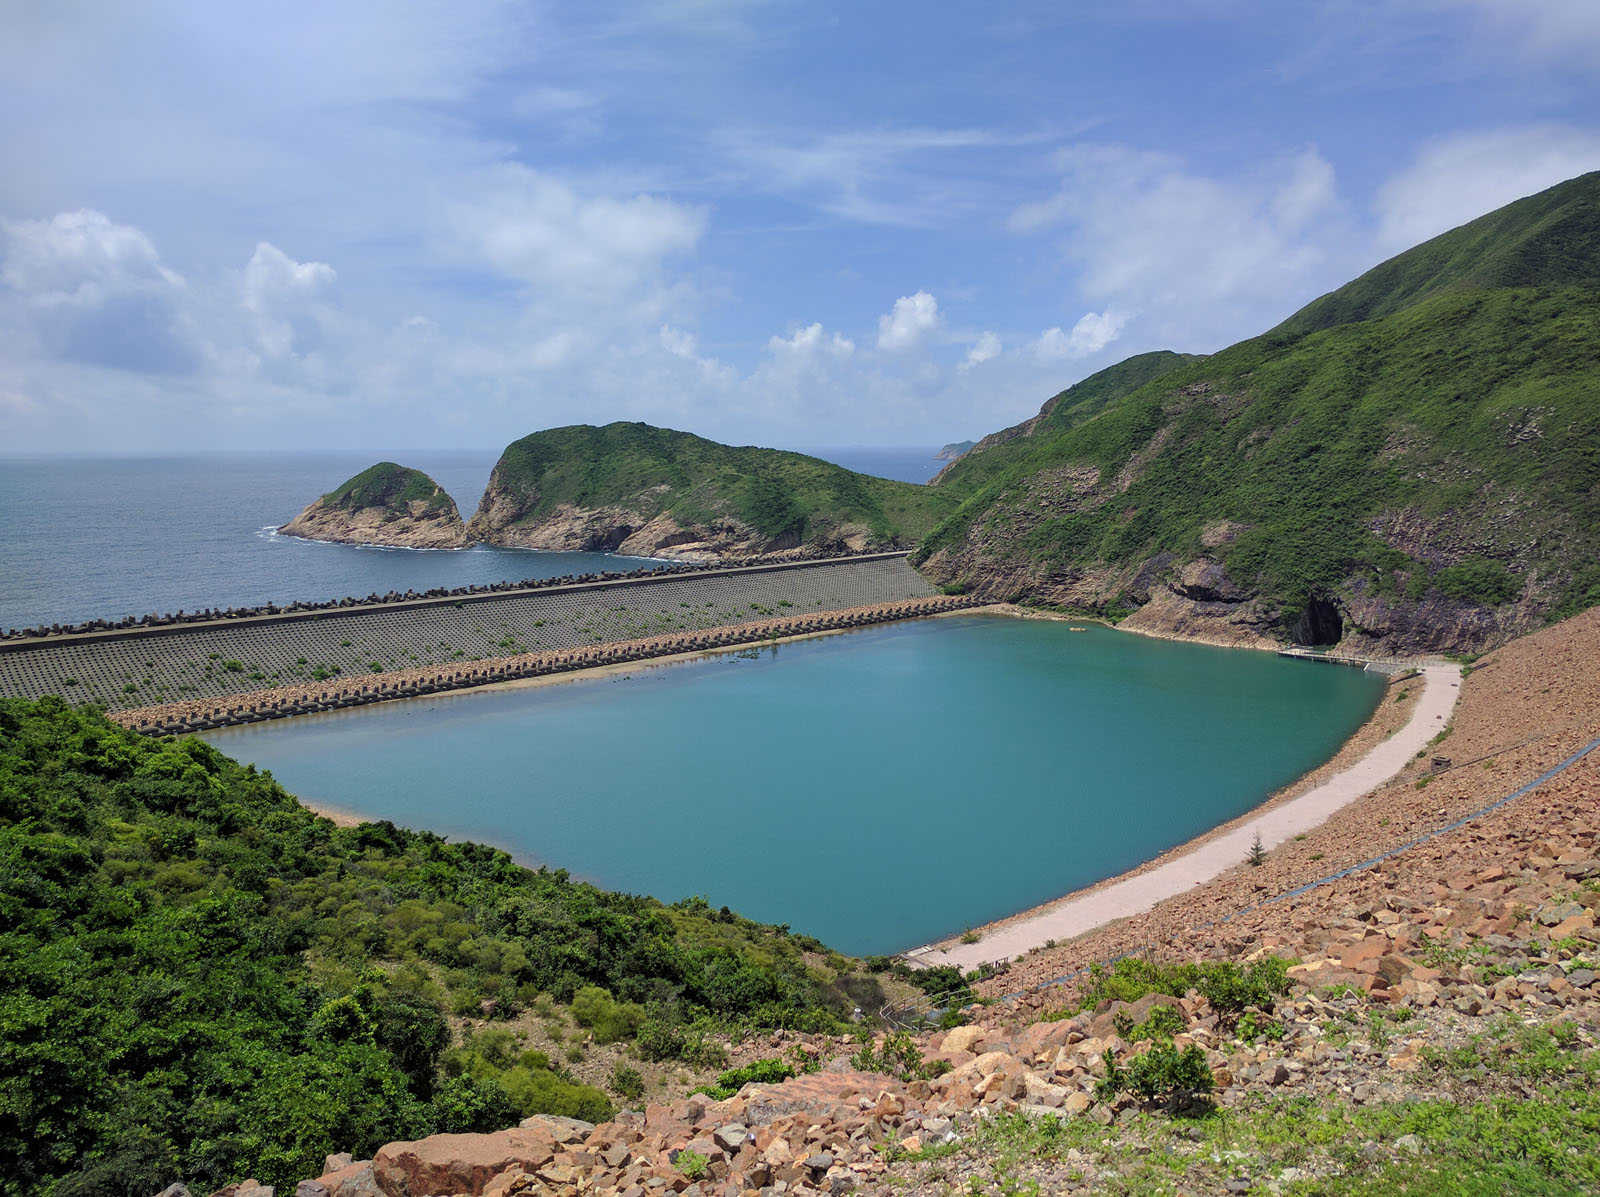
[
  {"x1": 0, "y1": 696, "x2": 898, "y2": 1193},
  {"x1": 319, "y1": 461, "x2": 457, "y2": 515},
  {"x1": 468, "y1": 422, "x2": 954, "y2": 557},
  {"x1": 917, "y1": 172, "x2": 1600, "y2": 655}
]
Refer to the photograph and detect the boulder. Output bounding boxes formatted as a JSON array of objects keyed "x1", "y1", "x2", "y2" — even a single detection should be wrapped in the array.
[
  {"x1": 372, "y1": 1125, "x2": 559, "y2": 1196},
  {"x1": 939, "y1": 1025, "x2": 985, "y2": 1055}
]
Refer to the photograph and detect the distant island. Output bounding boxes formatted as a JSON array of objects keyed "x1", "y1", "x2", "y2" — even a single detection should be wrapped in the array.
[
  {"x1": 286, "y1": 425, "x2": 956, "y2": 562},
  {"x1": 935, "y1": 439, "x2": 976, "y2": 461},
  {"x1": 278, "y1": 461, "x2": 469, "y2": 549}
]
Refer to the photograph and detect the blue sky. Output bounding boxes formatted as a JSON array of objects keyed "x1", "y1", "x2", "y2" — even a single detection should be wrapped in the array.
[{"x1": 2, "y1": 1, "x2": 1598, "y2": 454}]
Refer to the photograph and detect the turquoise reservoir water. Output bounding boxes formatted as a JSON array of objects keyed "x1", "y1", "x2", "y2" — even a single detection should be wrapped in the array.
[{"x1": 202, "y1": 616, "x2": 1384, "y2": 955}]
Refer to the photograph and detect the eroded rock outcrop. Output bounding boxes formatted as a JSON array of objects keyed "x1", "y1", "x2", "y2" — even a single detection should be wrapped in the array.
[{"x1": 279, "y1": 463, "x2": 469, "y2": 550}]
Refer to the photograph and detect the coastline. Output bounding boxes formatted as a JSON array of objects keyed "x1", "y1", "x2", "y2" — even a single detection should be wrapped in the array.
[{"x1": 903, "y1": 605, "x2": 1448, "y2": 966}]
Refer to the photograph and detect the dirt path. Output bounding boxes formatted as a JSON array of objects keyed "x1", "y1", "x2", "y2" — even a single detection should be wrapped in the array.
[{"x1": 909, "y1": 662, "x2": 1461, "y2": 970}]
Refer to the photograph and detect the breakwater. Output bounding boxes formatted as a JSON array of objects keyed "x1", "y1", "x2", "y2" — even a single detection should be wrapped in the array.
[
  {"x1": 0, "y1": 553, "x2": 947, "y2": 718},
  {"x1": 0, "y1": 548, "x2": 894, "y2": 642},
  {"x1": 117, "y1": 596, "x2": 980, "y2": 734}
]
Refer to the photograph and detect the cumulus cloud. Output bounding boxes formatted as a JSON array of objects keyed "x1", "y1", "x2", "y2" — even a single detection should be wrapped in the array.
[
  {"x1": 241, "y1": 241, "x2": 337, "y2": 359},
  {"x1": 961, "y1": 330, "x2": 1001, "y2": 370},
  {"x1": 1010, "y1": 145, "x2": 1350, "y2": 348},
  {"x1": 1375, "y1": 125, "x2": 1600, "y2": 252},
  {"x1": 769, "y1": 322, "x2": 855, "y2": 357},
  {"x1": 462, "y1": 165, "x2": 707, "y2": 307},
  {"x1": 876, "y1": 290, "x2": 941, "y2": 352},
  {"x1": 1035, "y1": 310, "x2": 1127, "y2": 360},
  {"x1": 0, "y1": 208, "x2": 200, "y2": 374}
]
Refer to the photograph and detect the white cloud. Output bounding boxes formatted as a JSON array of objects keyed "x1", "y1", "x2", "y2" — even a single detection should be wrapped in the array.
[
  {"x1": 0, "y1": 208, "x2": 200, "y2": 374},
  {"x1": 961, "y1": 330, "x2": 1001, "y2": 370},
  {"x1": 659, "y1": 323, "x2": 699, "y2": 358},
  {"x1": 768, "y1": 322, "x2": 855, "y2": 357},
  {"x1": 1035, "y1": 310, "x2": 1127, "y2": 360},
  {"x1": 876, "y1": 290, "x2": 941, "y2": 352},
  {"x1": 1010, "y1": 144, "x2": 1351, "y2": 348},
  {"x1": 241, "y1": 241, "x2": 337, "y2": 359},
  {"x1": 1375, "y1": 125, "x2": 1600, "y2": 252},
  {"x1": 457, "y1": 164, "x2": 708, "y2": 306}
]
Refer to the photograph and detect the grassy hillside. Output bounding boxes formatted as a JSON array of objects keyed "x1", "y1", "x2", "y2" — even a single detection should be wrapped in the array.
[
  {"x1": 0, "y1": 697, "x2": 892, "y2": 1195},
  {"x1": 320, "y1": 461, "x2": 456, "y2": 514},
  {"x1": 472, "y1": 422, "x2": 954, "y2": 549},
  {"x1": 918, "y1": 172, "x2": 1600, "y2": 649}
]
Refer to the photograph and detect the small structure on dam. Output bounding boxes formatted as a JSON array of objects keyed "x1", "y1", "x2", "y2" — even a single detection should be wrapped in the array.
[{"x1": 0, "y1": 554, "x2": 950, "y2": 723}]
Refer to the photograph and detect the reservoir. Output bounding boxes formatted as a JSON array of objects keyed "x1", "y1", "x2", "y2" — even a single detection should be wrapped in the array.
[{"x1": 203, "y1": 614, "x2": 1385, "y2": 956}]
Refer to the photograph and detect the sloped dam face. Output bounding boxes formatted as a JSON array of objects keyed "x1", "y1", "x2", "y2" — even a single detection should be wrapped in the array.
[{"x1": 203, "y1": 615, "x2": 1383, "y2": 955}]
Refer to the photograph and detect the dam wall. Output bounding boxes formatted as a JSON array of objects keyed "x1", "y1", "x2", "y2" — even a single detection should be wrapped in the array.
[
  {"x1": 112, "y1": 594, "x2": 983, "y2": 735},
  {"x1": 0, "y1": 554, "x2": 944, "y2": 716}
]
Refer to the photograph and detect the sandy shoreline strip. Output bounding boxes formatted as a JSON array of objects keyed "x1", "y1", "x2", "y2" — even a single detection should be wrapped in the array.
[{"x1": 907, "y1": 661, "x2": 1460, "y2": 969}]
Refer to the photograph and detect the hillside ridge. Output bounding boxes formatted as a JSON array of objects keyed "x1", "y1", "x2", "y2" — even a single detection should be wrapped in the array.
[{"x1": 917, "y1": 171, "x2": 1600, "y2": 657}]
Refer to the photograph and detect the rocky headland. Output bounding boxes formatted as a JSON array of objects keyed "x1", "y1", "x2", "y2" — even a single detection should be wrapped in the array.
[
  {"x1": 463, "y1": 422, "x2": 950, "y2": 561},
  {"x1": 279, "y1": 462, "x2": 469, "y2": 550}
]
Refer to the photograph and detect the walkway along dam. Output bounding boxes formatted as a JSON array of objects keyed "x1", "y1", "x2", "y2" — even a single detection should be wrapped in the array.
[{"x1": 0, "y1": 553, "x2": 979, "y2": 734}]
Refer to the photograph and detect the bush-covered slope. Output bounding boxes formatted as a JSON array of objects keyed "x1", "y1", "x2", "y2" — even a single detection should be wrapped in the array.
[
  {"x1": 917, "y1": 172, "x2": 1600, "y2": 655},
  {"x1": 467, "y1": 422, "x2": 954, "y2": 558},
  {"x1": 278, "y1": 462, "x2": 468, "y2": 549},
  {"x1": 320, "y1": 462, "x2": 457, "y2": 514},
  {"x1": 0, "y1": 697, "x2": 882, "y2": 1195}
]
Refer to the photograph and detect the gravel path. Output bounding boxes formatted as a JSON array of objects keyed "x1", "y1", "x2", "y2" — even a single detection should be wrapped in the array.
[{"x1": 910, "y1": 663, "x2": 1461, "y2": 970}]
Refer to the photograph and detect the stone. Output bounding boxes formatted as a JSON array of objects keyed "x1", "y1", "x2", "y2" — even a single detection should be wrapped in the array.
[
  {"x1": 1568, "y1": 969, "x2": 1597, "y2": 989},
  {"x1": 1395, "y1": 1133, "x2": 1423, "y2": 1153},
  {"x1": 940, "y1": 1025, "x2": 985, "y2": 1055},
  {"x1": 713, "y1": 1124, "x2": 750, "y2": 1153},
  {"x1": 1061, "y1": 1091, "x2": 1092, "y2": 1116},
  {"x1": 312, "y1": 1161, "x2": 378, "y2": 1197},
  {"x1": 373, "y1": 1126, "x2": 559, "y2": 1196},
  {"x1": 154, "y1": 1186, "x2": 192, "y2": 1197},
  {"x1": 322, "y1": 1156, "x2": 354, "y2": 1176},
  {"x1": 801, "y1": 1152, "x2": 834, "y2": 1174},
  {"x1": 294, "y1": 1185, "x2": 328, "y2": 1197}
]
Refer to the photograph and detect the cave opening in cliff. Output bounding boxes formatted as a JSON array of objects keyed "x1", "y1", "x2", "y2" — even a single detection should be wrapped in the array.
[{"x1": 1291, "y1": 596, "x2": 1343, "y2": 647}]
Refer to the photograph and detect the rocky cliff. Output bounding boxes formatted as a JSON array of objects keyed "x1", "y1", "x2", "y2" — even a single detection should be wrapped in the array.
[
  {"x1": 918, "y1": 172, "x2": 1600, "y2": 657},
  {"x1": 279, "y1": 462, "x2": 469, "y2": 549},
  {"x1": 466, "y1": 422, "x2": 952, "y2": 560}
]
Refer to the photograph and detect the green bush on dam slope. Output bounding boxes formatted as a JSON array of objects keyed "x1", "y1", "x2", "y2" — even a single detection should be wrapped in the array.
[{"x1": 0, "y1": 696, "x2": 889, "y2": 1195}]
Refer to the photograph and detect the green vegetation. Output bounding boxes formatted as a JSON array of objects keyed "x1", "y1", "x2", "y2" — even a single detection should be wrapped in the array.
[
  {"x1": 319, "y1": 461, "x2": 457, "y2": 516},
  {"x1": 472, "y1": 422, "x2": 955, "y2": 549},
  {"x1": 918, "y1": 172, "x2": 1600, "y2": 634},
  {"x1": 1066, "y1": 956, "x2": 1292, "y2": 1021},
  {"x1": 692, "y1": 1056, "x2": 797, "y2": 1100},
  {"x1": 0, "y1": 697, "x2": 884, "y2": 1195}
]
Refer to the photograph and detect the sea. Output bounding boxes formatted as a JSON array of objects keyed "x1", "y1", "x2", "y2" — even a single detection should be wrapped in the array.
[
  {"x1": 0, "y1": 447, "x2": 946, "y2": 631},
  {"x1": 2, "y1": 449, "x2": 1384, "y2": 955}
]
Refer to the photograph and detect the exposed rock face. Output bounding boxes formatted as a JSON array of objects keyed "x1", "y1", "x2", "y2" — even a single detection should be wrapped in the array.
[
  {"x1": 279, "y1": 463, "x2": 469, "y2": 550},
  {"x1": 467, "y1": 473, "x2": 873, "y2": 562}
]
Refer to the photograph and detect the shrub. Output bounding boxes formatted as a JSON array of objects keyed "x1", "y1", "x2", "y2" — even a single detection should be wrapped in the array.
[
  {"x1": 609, "y1": 1063, "x2": 645, "y2": 1101},
  {"x1": 693, "y1": 1057, "x2": 795, "y2": 1101},
  {"x1": 569, "y1": 985, "x2": 646, "y2": 1044},
  {"x1": 1118, "y1": 1043, "x2": 1214, "y2": 1107},
  {"x1": 1432, "y1": 558, "x2": 1521, "y2": 605},
  {"x1": 675, "y1": 1149, "x2": 708, "y2": 1181}
]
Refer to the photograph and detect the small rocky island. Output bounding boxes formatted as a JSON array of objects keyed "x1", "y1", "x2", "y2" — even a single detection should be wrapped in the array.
[{"x1": 278, "y1": 462, "x2": 469, "y2": 549}]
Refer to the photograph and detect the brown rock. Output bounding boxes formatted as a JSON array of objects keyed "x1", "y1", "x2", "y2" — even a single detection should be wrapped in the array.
[{"x1": 372, "y1": 1125, "x2": 558, "y2": 1196}]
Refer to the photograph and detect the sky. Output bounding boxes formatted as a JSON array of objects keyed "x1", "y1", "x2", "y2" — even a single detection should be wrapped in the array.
[{"x1": 2, "y1": 1, "x2": 1598, "y2": 455}]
